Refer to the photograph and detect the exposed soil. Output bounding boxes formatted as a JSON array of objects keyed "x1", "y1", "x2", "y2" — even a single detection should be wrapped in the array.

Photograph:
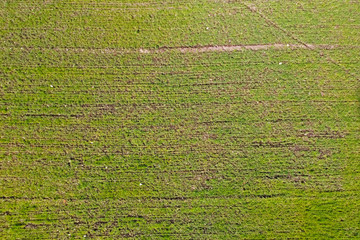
[
  {"x1": 153, "y1": 44, "x2": 336, "y2": 53},
  {"x1": 139, "y1": 43, "x2": 338, "y2": 53},
  {"x1": 3, "y1": 44, "x2": 339, "y2": 54}
]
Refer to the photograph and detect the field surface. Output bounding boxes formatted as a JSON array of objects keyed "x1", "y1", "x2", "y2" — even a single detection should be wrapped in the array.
[{"x1": 1, "y1": 0, "x2": 360, "y2": 239}]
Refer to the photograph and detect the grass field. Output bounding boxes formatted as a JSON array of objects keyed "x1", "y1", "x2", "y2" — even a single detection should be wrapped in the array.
[{"x1": 1, "y1": 0, "x2": 360, "y2": 239}]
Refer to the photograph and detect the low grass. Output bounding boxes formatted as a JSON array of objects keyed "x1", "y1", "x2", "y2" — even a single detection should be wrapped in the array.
[{"x1": 1, "y1": 0, "x2": 359, "y2": 239}]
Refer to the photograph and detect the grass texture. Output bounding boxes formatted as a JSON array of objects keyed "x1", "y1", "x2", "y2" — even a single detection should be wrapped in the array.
[{"x1": 1, "y1": 0, "x2": 359, "y2": 239}]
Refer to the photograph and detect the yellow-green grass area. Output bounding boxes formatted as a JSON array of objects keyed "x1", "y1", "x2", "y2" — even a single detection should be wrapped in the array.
[{"x1": 1, "y1": 0, "x2": 359, "y2": 239}]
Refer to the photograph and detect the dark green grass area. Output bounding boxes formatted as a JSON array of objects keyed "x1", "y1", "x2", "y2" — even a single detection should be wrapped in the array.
[
  {"x1": 0, "y1": 0, "x2": 292, "y2": 49},
  {"x1": 1, "y1": 0, "x2": 360, "y2": 239},
  {"x1": 248, "y1": 0, "x2": 360, "y2": 46}
]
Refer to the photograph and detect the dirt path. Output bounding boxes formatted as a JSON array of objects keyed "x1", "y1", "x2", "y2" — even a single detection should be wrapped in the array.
[
  {"x1": 148, "y1": 44, "x2": 337, "y2": 53},
  {"x1": 4, "y1": 43, "x2": 338, "y2": 54}
]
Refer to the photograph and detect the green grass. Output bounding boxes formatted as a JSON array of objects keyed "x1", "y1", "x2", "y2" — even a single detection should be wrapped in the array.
[
  {"x1": 0, "y1": 0, "x2": 292, "y2": 49},
  {"x1": 1, "y1": 0, "x2": 359, "y2": 239}
]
